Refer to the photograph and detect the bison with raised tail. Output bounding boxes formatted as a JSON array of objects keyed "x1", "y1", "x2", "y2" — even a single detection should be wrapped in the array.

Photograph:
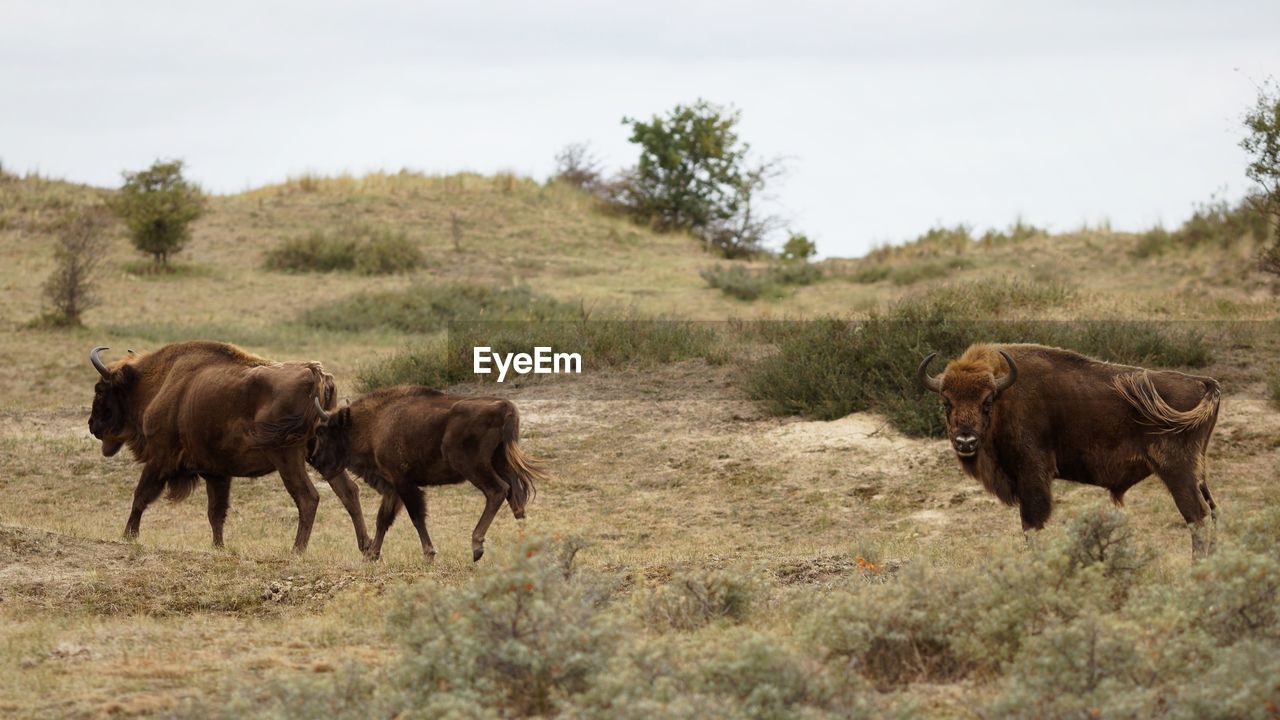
[
  {"x1": 306, "y1": 385, "x2": 548, "y2": 562},
  {"x1": 918, "y1": 343, "x2": 1222, "y2": 557},
  {"x1": 88, "y1": 341, "x2": 371, "y2": 553}
]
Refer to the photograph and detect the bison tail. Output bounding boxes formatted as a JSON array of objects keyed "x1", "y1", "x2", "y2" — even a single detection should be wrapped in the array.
[
  {"x1": 1113, "y1": 371, "x2": 1221, "y2": 435},
  {"x1": 496, "y1": 407, "x2": 549, "y2": 516},
  {"x1": 166, "y1": 474, "x2": 200, "y2": 502}
]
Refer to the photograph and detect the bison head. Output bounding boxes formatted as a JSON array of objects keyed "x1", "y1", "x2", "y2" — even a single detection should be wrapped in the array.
[
  {"x1": 918, "y1": 349, "x2": 1017, "y2": 462},
  {"x1": 88, "y1": 346, "x2": 138, "y2": 457},
  {"x1": 307, "y1": 400, "x2": 350, "y2": 478}
]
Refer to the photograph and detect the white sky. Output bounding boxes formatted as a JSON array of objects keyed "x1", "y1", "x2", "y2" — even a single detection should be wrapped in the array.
[{"x1": 2, "y1": 1, "x2": 1277, "y2": 258}]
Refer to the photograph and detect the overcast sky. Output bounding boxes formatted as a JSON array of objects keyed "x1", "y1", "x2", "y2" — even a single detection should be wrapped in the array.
[{"x1": 2, "y1": 1, "x2": 1277, "y2": 258}]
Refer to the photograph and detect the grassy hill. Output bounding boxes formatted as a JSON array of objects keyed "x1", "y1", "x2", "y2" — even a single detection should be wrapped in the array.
[{"x1": 1, "y1": 170, "x2": 1278, "y2": 717}]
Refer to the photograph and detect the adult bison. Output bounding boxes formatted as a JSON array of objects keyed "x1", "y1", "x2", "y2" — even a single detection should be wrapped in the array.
[
  {"x1": 918, "y1": 343, "x2": 1221, "y2": 557},
  {"x1": 306, "y1": 385, "x2": 547, "y2": 562},
  {"x1": 88, "y1": 341, "x2": 371, "y2": 553}
]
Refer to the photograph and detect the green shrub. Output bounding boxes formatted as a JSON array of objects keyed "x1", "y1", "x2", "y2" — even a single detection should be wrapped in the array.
[
  {"x1": 698, "y1": 629, "x2": 831, "y2": 720},
  {"x1": 745, "y1": 280, "x2": 1211, "y2": 435},
  {"x1": 387, "y1": 536, "x2": 620, "y2": 717},
  {"x1": 358, "y1": 318, "x2": 724, "y2": 390},
  {"x1": 353, "y1": 229, "x2": 423, "y2": 274},
  {"x1": 887, "y1": 257, "x2": 974, "y2": 286},
  {"x1": 979, "y1": 219, "x2": 1045, "y2": 246},
  {"x1": 303, "y1": 284, "x2": 578, "y2": 334},
  {"x1": 701, "y1": 262, "x2": 821, "y2": 300},
  {"x1": 265, "y1": 224, "x2": 423, "y2": 275},
  {"x1": 264, "y1": 233, "x2": 358, "y2": 273},
  {"x1": 637, "y1": 568, "x2": 757, "y2": 631},
  {"x1": 700, "y1": 265, "x2": 774, "y2": 300},
  {"x1": 847, "y1": 263, "x2": 891, "y2": 284},
  {"x1": 986, "y1": 613, "x2": 1157, "y2": 719},
  {"x1": 780, "y1": 231, "x2": 817, "y2": 262},
  {"x1": 1133, "y1": 226, "x2": 1173, "y2": 258}
]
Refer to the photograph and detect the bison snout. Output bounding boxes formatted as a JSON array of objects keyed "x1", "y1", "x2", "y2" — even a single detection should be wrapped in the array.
[{"x1": 952, "y1": 433, "x2": 979, "y2": 457}]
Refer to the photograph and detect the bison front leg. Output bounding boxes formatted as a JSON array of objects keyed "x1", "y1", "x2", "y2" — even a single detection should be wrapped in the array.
[
  {"x1": 123, "y1": 464, "x2": 169, "y2": 542},
  {"x1": 365, "y1": 491, "x2": 402, "y2": 561},
  {"x1": 396, "y1": 484, "x2": 437, "y2": 561},
  {"x1": 1017, "y1": 476, "x2": 1054, "y2": 551},
  {"x1": 324, "y1": 470, "x2": 372, "y2": 555},
  {"x1": 203, "y1": 475, "x2": 232, "y2": 548},
  {"x1": 270, "y1": 451, "x2": 320, "y2": 554}
]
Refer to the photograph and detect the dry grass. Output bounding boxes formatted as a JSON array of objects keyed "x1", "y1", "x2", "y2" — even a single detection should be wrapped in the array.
[{"x1": 1, "y1": 173, "x2": 1279, "y2": 717}]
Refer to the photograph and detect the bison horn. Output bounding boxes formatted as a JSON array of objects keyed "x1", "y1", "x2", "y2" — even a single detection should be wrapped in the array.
[
  {"x1": 917, "y1": 352, "x2": 943, "y2": 393},
  {"x1": 314, "y1": 397, "x2": 332, "y2": 424},
  {"x1": 995, "y1": 350, "x2": 1018, "y2": 393},
  {"x1": 90, "y1": 346, "x2": 111, "y2": 378}
]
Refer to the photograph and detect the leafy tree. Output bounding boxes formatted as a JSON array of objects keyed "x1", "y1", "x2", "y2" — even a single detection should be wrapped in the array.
[
  {"x1": 39, "y1": 206, "x2": 109, "y2": 327},
  {"x1": 622, "y1": 99, "x2": 749, "y2": 233},
  {"x1": 1242, "y1": 80, "x2": 1280, "y2": 274},
  {"x1": 780, "y1": 231, "x2": 817, "y2": 263},
  {"x1": 110, "y1": 159, "x2": 204, "y2": 267}
]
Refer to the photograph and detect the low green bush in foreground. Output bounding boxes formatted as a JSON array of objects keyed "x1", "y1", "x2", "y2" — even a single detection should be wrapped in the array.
[{"x1": 175, "y1": 507, "x2": 1280, "y2": 719}]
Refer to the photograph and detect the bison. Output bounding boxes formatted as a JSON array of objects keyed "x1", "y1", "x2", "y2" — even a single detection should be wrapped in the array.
[
  {"x1": 306, "y1": 385, "x2": 548, "y2": 562},
  {"x1": 88, "y1": 341, "x2": 371, "y2": 553},
  {"x1": 918, "y1": 343, "x2": 1221, "y2": 557}
]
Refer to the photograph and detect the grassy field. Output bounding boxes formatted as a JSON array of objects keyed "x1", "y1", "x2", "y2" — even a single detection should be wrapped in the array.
[{"x1": 1, "y1": 170, "x2": 1278, "y2": 718}]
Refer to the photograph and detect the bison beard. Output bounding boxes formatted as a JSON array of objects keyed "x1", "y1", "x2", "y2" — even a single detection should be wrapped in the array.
[
  {"x1": 87, "y1": 341, "x2": 371, "y2": 554},
  {"x1": 307, "y1": 385, "x2": 549, "y2": 562},
  {"x1": 919, "y1": 342, "x2": 1221, "y2": 558}
]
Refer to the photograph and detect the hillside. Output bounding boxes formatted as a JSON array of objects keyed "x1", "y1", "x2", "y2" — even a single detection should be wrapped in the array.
[{"x1": 1, "y1": 170, "x2": 1278, "y2": 718}]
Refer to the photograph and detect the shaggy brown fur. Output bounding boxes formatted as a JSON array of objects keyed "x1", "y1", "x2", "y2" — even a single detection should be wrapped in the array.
[
  {"x1": 88, "y1": 341, "x2": 370, "y2": 553},
  {"x1": 919, "y1": 343, "x2": 1221, "y2": 557},
  {"x1": 307, "y1": 385, "x2": 549, "y2": 562}
]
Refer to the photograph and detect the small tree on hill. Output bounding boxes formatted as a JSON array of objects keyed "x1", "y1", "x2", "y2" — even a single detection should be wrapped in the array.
[
  {"x1": 39, "y1": 206, "x2": 110, "y2": 327},
  {"x1": 780, "y1": 231, "x2": 817, "y2": 263},
  {"x1": 1242, "y1": 80, "x2": 1280, "y2": 275},
  {"x1": 621, "y1": 99, "x2": 783, "y2": 258},
  {"x1": 110, "y1": 159, "x2": 204, "y2": 267}
]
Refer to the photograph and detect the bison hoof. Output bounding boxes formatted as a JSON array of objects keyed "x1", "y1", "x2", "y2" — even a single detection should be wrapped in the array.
[
  {"x1": 512, "y1": 508, "x2": 526, "y2": 520},
  {"x1": 473, "y1": 547, "x2": 485, "y2": 562},
  {"x1": 362, "y1": 550, "x2": 382, "y2": 562}
]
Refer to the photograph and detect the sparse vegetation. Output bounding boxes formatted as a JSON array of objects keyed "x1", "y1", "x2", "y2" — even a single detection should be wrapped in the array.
[
  {"x1": 1132, "y1": 195, "x2": 1271, "y2": 258},
  {"x1": 700, "y1": 262, "x2": 821, "y2": 300},
  {"x1": 109, "y1": 159, "x2": 205, "y2": 267},
  {"x1": 264, "y1": 224, "x2": 423, "y2": 275},
  {"x1": 33, "y1": 205, "x2": 109, "y2": 327},
  {"x1": 302, "y1": 283, "x2": 578, "y2": 335}
]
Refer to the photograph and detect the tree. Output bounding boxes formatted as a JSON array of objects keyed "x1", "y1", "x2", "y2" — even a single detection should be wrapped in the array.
[
  {"x1": 780, "y1": 231, "x2": 818, "y2": 263},
  {"x1": 40, "y1": 206, "x2": 109, "y2": 327},
  {"x1": 110, "y1": 159, "x2": 204, "y2": 267},
  {"x1": 622, "y1": 99, "x2": 749, "y2": 233},
  {"x1": 1242, "y1": 80, "x2": 1280, "y2": 274},
  {"x1": 621, "y1": 99, "x2": 784, "y2": 258}
]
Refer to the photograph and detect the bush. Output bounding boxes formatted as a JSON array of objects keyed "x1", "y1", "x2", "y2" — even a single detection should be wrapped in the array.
[
  {"x1": 387, "y1": 537, "x2": 620, "y2": 717},
  {"x1": 637, "y1": 568, "x2": 757, "y2": 631},
  {"x1": 358, "y1": 318, "x2": 724, "y2": 390},
  {"x1": 264, "y1": 233, "x2": 357, "y2": 273},
  {"x1": 978, "y1": 219, "x2": 1045, "y2": 246},
  {"x1": 700, "y1": 265, "x2": 774, "y2": 300},
  {"x1": 265, "y1": 225, "x2": 422, "y2": 275},
  {"x1": 303, "y1": 284, "x2": 576, "y2": 334},
  {"x1": 700, "y1": 262, "x2": 821, "y2": 300},
  {"x1": 110, "y1": 159, "x2": 204, "y2": 267},
  {"x1": 35, "y1": 206, "x2": 109, "y2": 327},
  {"x1": 745, "y1": 280, "x2": 1211, "y2": 435}
]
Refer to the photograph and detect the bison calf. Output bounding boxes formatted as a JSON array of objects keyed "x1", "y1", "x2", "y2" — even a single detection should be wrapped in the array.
[
  {"x1": 307, "y1": 385, "x2": 547, "y2": 562},
  {"x1": 919, "y1": 343, "x2": 1221, "y2": 558}
]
